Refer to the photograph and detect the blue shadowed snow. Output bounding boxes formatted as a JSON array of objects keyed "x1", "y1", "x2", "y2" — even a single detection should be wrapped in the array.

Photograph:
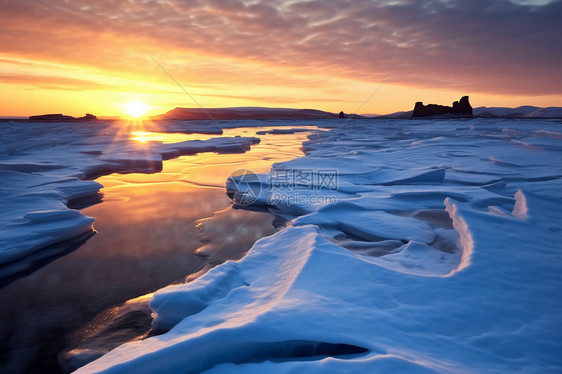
[{"x1": 76, "y1": 118, "x2": 562, "y2": 373}]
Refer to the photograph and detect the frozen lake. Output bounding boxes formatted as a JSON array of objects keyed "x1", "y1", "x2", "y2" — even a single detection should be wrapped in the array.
[
  {"x1": 2, "y1": 118, "x2": 562, "y2": 373},
  {"x1": 0, "y1": 122, "x2": 317, "y2": 373},
  {"x1": 79, "y1": 118, "x2": 562, "y2": 374}
]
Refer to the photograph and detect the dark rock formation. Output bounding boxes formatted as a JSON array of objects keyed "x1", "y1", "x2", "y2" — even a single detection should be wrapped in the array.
[
  {"x1": 412, "y1": 96, "x2": 472, "y2": 117},
  {"x1": 29, "y1": 114, "x2": 76, "y2": 121},
  {"x1": 29, "y1": 113, "x2": 98, "y2": 121},
  {"x1": 338, "y1": 111, "x2": 345, "y2": 118},
  {"x1": 78, "y1": 113, "x2": 98, "y2": 121},
  {"x1": 452, "y1": 96, "x2": 472, "y2": 115}
]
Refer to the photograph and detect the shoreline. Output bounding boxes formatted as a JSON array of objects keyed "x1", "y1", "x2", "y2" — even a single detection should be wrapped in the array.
[
  {"x1": 0, "y1": 120, "x2": 262, "y2": 278},
  {"x1": 0, "y1": 123, "x2": 319, "y2": 374}
]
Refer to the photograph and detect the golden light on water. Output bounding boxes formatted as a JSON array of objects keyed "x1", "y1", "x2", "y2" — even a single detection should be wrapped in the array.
[
  {"x1": 131, "y1": 131, "x2": 151, "y2": 143},
  {"x1": 130, "y1": 131, "x2": 218, "y2": 144}
]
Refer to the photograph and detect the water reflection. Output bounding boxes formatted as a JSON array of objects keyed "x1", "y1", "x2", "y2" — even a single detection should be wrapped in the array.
[
  {"x1": 0, "y1": 126, "x2": 316, "y2": 374},
  {"x1": 195, "y1": 206, "x2": 280, "y2": 265},
  {"x1": 0, "y1": 231, "x2": 96, "y2": 289},
  {"x1": 59, "y1": 293, "x2": 154, "y2": 373},
  {"x1": 0, "y1": 185, "x2": 221, "y2": 374},
  {"x1": 130, "y1": 131, "x2": 218, "y2": 143}
]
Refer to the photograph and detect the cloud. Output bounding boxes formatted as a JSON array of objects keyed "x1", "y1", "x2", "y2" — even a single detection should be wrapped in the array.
[
  {"x1": 197, "y1": 91, "x2": 352, "y2": 105},
  {"x1": 0, "y1": 0, "x2": 560, "y2": 96},
  {"x1": 0, "y1": 73, "x2": 116, "y2": 91}
]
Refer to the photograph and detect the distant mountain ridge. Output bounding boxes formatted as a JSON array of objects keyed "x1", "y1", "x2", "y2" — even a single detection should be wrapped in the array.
[
  {"x1": 378, "y1": 106, "x2": 562, "y2": 119},
  {"x1": 157, "y1": 107, "x2": 338, "y2": 120},
  {"x1": 473, "y1": 106, "x2": 562, "y2": 118}
]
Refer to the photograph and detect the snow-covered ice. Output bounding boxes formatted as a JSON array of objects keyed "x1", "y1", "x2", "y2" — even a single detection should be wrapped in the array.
[
  {"x1": 2, "y1": 118, "x2": 561, "y2": 373},
  {"x1": 0, "y1": 120, "x2": 259, "y2": 278},
  {"x1": 75, "y1": 118, "x2": 562, "y2": 373}
]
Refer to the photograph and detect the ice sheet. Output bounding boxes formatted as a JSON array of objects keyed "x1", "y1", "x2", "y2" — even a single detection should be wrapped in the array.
[
  {"x1": 77, "y1": 118, "x2": 562, "y2": 373},
  {"x1": 0, "y1": 121, "x2": 260, "y2": 273}
]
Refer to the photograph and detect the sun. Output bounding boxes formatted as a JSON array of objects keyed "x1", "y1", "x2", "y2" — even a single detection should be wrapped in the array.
[{"x1": 123, "y1": 101, "x2": 150, "y2": 118}]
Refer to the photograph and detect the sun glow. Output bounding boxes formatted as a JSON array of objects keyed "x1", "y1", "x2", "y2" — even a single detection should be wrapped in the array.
[{"x1": 123, "y1": 101, "x2": 150, "y2": 118}]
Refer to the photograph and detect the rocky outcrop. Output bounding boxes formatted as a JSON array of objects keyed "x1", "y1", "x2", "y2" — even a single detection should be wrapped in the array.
[
  {"x1": 29, "y1": 113, "x2": 98, "y2": 121},
  {"x1": 78, "y1": 113, "x2": 98, "y2": 121},
  {"x1": 29, "y1": 114, "x2": 76, "y2": 121},
  {"x1": 452, "y1": 96, "x2": 472, "y2": 115},
  {"x1": 412, "y1": 96, "x2": 473, "y2": 117}
]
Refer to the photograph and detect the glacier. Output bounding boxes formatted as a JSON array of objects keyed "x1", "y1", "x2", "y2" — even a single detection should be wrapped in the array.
[{"x1": 74, "y1": 118, "x2": 562, "y2": 373}]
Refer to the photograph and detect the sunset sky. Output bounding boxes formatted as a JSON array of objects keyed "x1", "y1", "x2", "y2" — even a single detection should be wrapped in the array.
[{"x1": 1, "y1": 0, "x2": 560, "y2": 117}]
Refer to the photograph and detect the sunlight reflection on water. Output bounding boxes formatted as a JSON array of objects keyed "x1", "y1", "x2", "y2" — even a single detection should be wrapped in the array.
[
  {"x1": 130, "y1": 131, "x2": 218, "y2": 143},
  {"x1": 0, "y1": 125, "x2": 319, "y2": 374}
]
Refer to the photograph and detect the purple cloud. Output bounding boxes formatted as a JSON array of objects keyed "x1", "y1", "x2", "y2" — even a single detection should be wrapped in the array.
[{"x1": 0, "y1": 0, "x2": 560, "y2": 95}]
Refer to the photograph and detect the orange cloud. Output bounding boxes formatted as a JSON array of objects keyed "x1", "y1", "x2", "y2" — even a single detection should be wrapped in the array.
[{"x1": 0, "y1": 0, "x2": 560, "y2": 116}]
